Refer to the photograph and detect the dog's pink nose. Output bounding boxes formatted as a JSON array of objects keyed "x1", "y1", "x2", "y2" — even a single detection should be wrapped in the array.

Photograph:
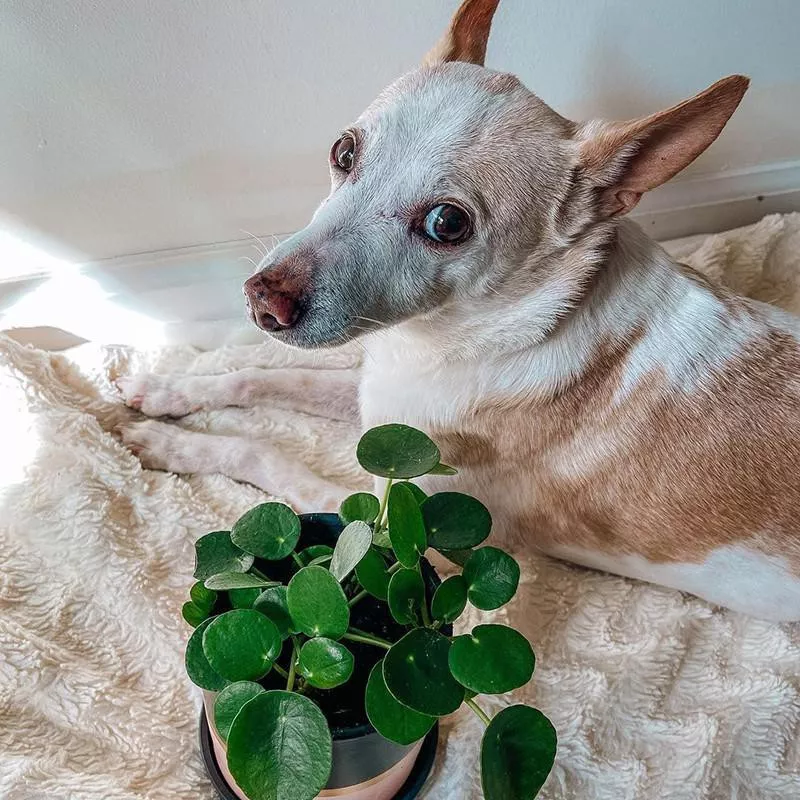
[{"x1": 243, "y1": 273, "x2": 303, "y2": 331}]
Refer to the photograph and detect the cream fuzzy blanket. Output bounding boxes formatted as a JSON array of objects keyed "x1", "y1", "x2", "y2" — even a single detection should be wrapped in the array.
[{"x1": 2, "y1": 214, "x2": 800, "y2": 800}]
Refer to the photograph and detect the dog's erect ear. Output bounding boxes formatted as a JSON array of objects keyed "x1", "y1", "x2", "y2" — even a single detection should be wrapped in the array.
[
  {"x1": 422, "y1": 0, "x2": 501, "y2": 67},
  {"x1": 576, "y1": 75, "x2": 750, "y2": 218}
]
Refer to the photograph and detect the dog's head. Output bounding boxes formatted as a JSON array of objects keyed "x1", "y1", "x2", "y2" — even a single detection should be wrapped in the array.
[{"x1": 245, "y1": 0, "x2": 748, "y2": 348}]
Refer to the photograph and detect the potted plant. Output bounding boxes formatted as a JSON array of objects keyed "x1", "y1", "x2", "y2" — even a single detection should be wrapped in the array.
[{"x1": 182, "y1": 424, "x2": 557, "y2": 800}]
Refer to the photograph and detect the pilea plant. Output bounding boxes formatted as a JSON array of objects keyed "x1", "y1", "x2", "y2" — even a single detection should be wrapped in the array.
[{"x1": 183, "y1": 424, "x2": 556, "y2": 800}]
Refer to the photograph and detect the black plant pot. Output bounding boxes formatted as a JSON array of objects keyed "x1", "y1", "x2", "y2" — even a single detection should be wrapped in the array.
[{"x1": 199, "y1": 513, "x2": 444, "y2": 800}]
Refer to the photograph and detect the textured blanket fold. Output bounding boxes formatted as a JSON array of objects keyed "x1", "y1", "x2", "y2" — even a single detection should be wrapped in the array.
[{"x1": 1, "y1": 214, "x2": 799, "y2": 800}]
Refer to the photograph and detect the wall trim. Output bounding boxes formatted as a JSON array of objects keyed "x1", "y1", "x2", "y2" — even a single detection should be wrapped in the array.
[{"x1": 2, "y1": 160, "x2": 799, "y2": 351}]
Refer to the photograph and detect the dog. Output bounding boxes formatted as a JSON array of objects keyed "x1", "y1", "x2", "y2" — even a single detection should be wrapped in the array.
[{"x1": 118, "y1": 0, "x2": 800, "y2": 622}]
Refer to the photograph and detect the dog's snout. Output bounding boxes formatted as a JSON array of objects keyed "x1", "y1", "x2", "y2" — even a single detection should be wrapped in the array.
[{"x1": 244, "y1": 272, "x2": 304, "y2": 332}]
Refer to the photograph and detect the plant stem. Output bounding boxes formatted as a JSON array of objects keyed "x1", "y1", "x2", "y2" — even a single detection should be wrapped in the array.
[
  {"x1": 465, "y1": 697, "x2": 492, "y2": 727},
  {"x1": 416, "y1": 563, "x2": 432, "y2": 627},
  {"x1": 348, "y1": 588, "x2": 370, "y2": 608},
  {"x1": 290, "y1": 551, "x2": 305, "y2": 570},
  {"x1": 286, "y1": 638, "x2": 299, "y2": 691},
  {"x1": 377, "y1": 478, "x2": 394, "y2": 529},
  {"x1": 272, "y1": 662, "x2": 289, "y2": 680},
  {"x1": 343, "y1": 629, "x2": 392, "y2": 650},
  {"x1": 250, "y1": 566, "x2": 272, "y2": 583}
]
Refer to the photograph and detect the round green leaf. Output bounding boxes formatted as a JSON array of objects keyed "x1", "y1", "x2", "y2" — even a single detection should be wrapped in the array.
[
  {"x1": 388, "y1": 483, "x2": 427, "y2": 568},
  {"x1": 463, "y1": 547, "x2": 520, "y2": 610},
  {"x1": 229, "y1": 587, "x2": 262, "y2": 609},
  {"x1": 190, "y1": 581, "x2": 217, "y2": 614},
  {"x1": 354, "y1": 548, "x2": 391, "y2": 601},
  {"x1": 439, "y1": 548, "x2": 473, "y2": 567},
  {"x1": 431, "y1": 575, "x2": 468, "y2": 623},
  {"x1": 182, "y1": 601, "x2": 208, "y2": 628},
  {"x1": 297, "y1": 544, "x2": 334, "y2": 567},
  {"x1": 397, "y1": 481, "x2": 427, "y2": 504},
  {"x1": 231, "y1": 502, "x2": 301, "y2": 560},
  {"x1": 287, "y1": 566, "x2": 350, "y2": 639},
  {"x1": 213, "y1": 681, "x2": 265, "y2": 743},
  {"x1": 339, "y1": 492, "x2": 380, "y2": 525},
  {"x1": 449, "y1": 624, "x2": 534, "y2": 694},
  {"x1": 387, "y1": 568, "x2": 425, "y2": 626},
  {"x1": 481, "y1": 705, "x2": 557, "y2": 800},
  {"x1": 365, "y1": 661, "x2": 436, "y2": 745},
  {"x1": 185, "y1": 618, "x2": 230, "y2": 691},
  {"x1": 298, "y1": 638, "x2": 354, "y2": 689},
  {"x1": 194, "y1": 531, "x2": 254, "y2": 580},
  {"x1": 202, "y1": 609, "x2": 282, "y2": 682},
  {"x1": 383, "y1": 629, "x2": 464, "y2": 716},
  {"x1": 356, "y1": 424, "x2": 440, "y2": 479},
  {"x1": 204, "y1": 572, "x2": 276, "y2": 591},
  {"x1": 329, "y1": 521, "x2": 372, "y2": 582},
  {"x1": 227, "y1": 690, "x2": 332, "y2": 800},
  {"x1": 422, "y1": 492, "x2": 492, "y2": 550},
  {"x1": 253, "y1": 585, "x2": 294, "y2": 639}
]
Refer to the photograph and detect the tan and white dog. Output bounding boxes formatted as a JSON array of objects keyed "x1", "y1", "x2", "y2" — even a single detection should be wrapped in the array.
[{"x1": 119, "y1": 0, "x2": 800, "y2": 621}]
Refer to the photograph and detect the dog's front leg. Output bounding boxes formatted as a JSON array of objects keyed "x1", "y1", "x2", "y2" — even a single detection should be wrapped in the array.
[
  {"x1": 116, "y1": 367, "x2": 359, "y2": 421},
  {"x1": 118, "y1": 421, "x2": 346, "y2": 512}
]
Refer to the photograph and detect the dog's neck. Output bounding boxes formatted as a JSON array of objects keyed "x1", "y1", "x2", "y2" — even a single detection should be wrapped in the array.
[{"x1": 370, "y1": 220, "x2": 694, "y2": 394}]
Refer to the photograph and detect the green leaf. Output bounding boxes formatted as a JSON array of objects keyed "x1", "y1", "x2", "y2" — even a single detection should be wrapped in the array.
[
  {"x1": 297, "y1": 638, "x2": 354, "y2": 689},
  {"x1": 182, "y1": 601, "x2": 209, "y2": 628},
  {"x1": 228, "y1": 587, "x2": 262, "y2": 609},
  {"x1": 287, "y1": 566, "x2": 350, "y2": 639},
  {"x1": 481, "y1": 706, "x2": 557, "y2": 800},
  {"x1": 422, "y1": 492, "x2": 492, "y2": 550},
  {"x1": 439, "y1": 548, "x2": 474, "y2": 567},
  {"x1": 190, "y1": 581, "x2": 217, "y2": 614},
  {"x1": 383, "y1": 628, "x2": 464, "y2": 716},
  {"x1": 372, "y1": 528, "x2": 393, "y2": 549},
  {"x1": 227, "y1": 691, "x2": 332, "y2": 800},
  {"x1": 357, "y1": 424, "x2": 440, "y2": 479},
  {"x1": 194, "y1": 531, "x2": 254, "y2": 580},
  {"x1": 354, "y1": 548, "x2": 391, "y2": 601},
  {"x1": 213, "y1": 681, "x2": 265, "y2": 743},
  {"x1": 427, "y1": 462, "x2": 458, "y2": 476},
  {"x1": 431, "y1": 575, "x2": 468, "y2": 623},
  {"x1": 231, "y1": 502, "x2": 301, "y2": 561},
  {"x1": 397, "y1": 481, "x2": 427, "y2": 504},
  {"x1": 388, "y1": 483, "x2": 427, "y2": 568},
  {"x1": 463, "y1": 547, "x2": 520, "y2": 610},
  {"x1": 329, "y1": 521, "x2": 372, "y2": 582},
  {"x1": 297, "y1": 544, "x2": 334, "y2": 567},
  {"x1": 204, "y1": 572, "x2": 276, "y2": 591},
  {"x1": 339, "y1": 492, "x2": 381, "y2": 525},
  {"x1": 202, "y1": 609, "x2": 282, "y2": 682},
  {"x1": 185, "y1": 618, "x2": 230, "y2": 691},
  {"x1": 253, "y1": 586, "x2": 294, "y2": 640},
  {"x1": 387, "y1": 568, "x2": 425, "y2": 626},
  {"x1": 449, "y1": 624, "x2": 535, "y2": 694},
  {"x1": 365, "y1": 661, "x2": 436, "y2": 745}
]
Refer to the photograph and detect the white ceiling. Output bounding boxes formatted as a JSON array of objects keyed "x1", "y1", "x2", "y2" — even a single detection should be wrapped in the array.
[{"x1": 2, "y1": 0, "x2": 799, "y2": 261}]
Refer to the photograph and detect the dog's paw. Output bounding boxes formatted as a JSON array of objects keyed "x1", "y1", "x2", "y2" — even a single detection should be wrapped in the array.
[
  {"x1": 115, "y1": 374, "x2": 201, "y2": 418},
  {"x1": 117, "y1": 420, "x2": 210, "y2": 474}
]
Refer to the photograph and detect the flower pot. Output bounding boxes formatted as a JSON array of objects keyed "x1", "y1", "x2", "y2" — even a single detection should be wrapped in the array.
[{"x1": 197, "y1": 513, "x2": 444, "y2": 800}]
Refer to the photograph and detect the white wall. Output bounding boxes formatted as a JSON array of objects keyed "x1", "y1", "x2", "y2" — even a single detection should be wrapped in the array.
[{"x1": 2, "y1": 0, "x2": 799, "y2": 265}]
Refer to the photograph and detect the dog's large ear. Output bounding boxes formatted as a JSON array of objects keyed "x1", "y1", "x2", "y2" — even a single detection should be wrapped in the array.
[
  {"x1": 423, "y1": 0, "x2": 501, "y2": 67},
  {"x1": 576, "y1": 75, "x2": 749, "y2": 218}
]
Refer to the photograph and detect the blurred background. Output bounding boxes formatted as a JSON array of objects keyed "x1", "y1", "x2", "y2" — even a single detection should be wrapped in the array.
[{"x1": 1, "y1": 0, "x2": 799, "y2": 348}]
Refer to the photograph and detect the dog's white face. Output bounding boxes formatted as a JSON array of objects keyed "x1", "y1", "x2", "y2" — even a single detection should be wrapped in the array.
[
  {"x1": 244, "y1": 0, "x2": 747, "y2": 350},
  {"x1": 247, "y1": 62, "x2": 574, "y2": 349}
]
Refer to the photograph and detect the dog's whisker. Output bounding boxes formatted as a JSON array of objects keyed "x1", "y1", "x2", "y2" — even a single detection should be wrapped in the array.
[{"x1": 240, "y1": 228, "x2": 270, "y2": 258}]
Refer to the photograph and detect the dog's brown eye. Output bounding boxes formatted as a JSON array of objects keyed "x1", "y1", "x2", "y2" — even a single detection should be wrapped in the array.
[
  {"x1": 422, "y1": 204, "x2": 472, "y2": 244},
  {"x1": 332, "y1": 134, "x2": 356, "y2": 172}
]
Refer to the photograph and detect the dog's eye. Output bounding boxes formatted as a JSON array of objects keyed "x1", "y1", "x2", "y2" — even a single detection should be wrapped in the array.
[
  {"x1": 422, "y1": 204, "x2": 472, "y2": 244},
  {"x1": 331, "y1": 134, "x2": 356, "y2": 172}
]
